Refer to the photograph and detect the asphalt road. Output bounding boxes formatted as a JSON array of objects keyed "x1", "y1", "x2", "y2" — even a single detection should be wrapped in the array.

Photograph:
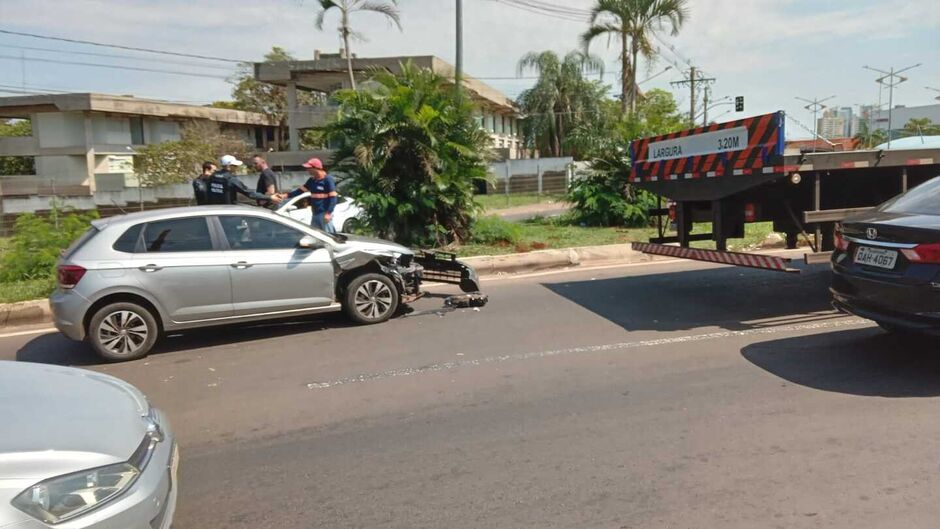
[{"x1": 3, "y1": 260, "x2": 940, "y2": 528}]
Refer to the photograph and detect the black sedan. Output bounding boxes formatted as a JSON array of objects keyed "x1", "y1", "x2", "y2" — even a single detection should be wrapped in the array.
[{"x1": 831, "y1": 176, "x2": 940, "y2": 333}]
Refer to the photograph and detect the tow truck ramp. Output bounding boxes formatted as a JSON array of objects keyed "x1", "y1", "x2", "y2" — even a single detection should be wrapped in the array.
[{"x1": 632, "y1": 242, "x2": 799, "y2": 273}]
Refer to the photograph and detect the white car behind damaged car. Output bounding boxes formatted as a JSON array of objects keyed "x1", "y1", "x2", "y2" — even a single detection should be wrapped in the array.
[{"x1": 0, "y1": 361, "x2": 177, "y2": 529}]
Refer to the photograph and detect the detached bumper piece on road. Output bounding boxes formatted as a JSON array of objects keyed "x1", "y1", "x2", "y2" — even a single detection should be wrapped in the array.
[{"x1": 415, "y1": 250, "x2": 482, "y2": 292}]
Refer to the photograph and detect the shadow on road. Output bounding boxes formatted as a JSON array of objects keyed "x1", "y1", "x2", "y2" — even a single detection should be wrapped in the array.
[
  {"x1": 742, "y1": 327, "x2": 940, "y2": 397},
  {"x1": 542, "y1": 264, "x2": 835, "y2": 332},
  {"x1": 15, "y1": 313, "x2": 356, "y2": 367}
]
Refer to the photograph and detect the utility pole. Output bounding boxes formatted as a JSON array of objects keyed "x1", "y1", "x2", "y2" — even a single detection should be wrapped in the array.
[
  {"x1": 702, "y1": 84, "x2": 709, "y2": 126},
  {"x1": 863, "y1": 63, "x2": 921, "y2": 149},
  {"x1": 672, "y1": 66, "x2": 715, "y2": 127},
  {"x1": 795, "y1": 95, "x2": 836, "y2": 153},
  {"x1": 455, "y1": 0, "x2": 463, "y2": 97}
]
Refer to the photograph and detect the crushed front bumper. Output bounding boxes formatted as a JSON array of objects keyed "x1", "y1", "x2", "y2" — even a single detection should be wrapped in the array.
[{"x1": 414, "y1": 250, "x2": 481, "y2": 292}]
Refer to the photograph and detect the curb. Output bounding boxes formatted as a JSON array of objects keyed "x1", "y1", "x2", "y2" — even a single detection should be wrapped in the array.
[
  {"x1": 0, "y1": 299, "x2": 51, "y2": 329},
  {"x1": 462, "y1": 243, "x2": 667, "y2": 276}
]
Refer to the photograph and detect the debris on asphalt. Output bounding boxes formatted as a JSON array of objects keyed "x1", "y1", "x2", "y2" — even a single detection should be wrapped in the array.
[{"x1": 444, "y1": 292, "x2": 488, "y2": 308}]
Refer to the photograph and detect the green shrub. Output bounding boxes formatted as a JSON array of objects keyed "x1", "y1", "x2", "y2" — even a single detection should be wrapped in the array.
[
  {"x1": 470, "y1": 216, "x2": 522, "y2": 245},
  {"x1": 565, "y1": 170, "x2": 657, "y2": 227},
  {"x1": 0, "y1": 210, "x2": 99, "y2": 283}
]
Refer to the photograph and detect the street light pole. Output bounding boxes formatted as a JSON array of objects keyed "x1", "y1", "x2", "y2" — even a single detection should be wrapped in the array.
[
  {"x1": 795, "y1": 95, "x2": 836, "y2": 153},
  {"x1": 863, "y1": 63, "x2": 921, "y2": 149}
]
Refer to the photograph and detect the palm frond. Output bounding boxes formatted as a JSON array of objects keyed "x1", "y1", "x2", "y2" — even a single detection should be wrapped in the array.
[{"x1": 356, "y1": 1, "x2": 402, "y2": 30}]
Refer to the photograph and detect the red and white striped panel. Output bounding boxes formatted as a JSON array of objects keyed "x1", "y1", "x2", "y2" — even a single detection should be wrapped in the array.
[{"x1": 632, "y1": 242, "x2": 796, "y2": 272}]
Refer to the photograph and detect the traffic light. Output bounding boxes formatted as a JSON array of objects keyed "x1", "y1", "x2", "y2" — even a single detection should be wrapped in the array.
[{"x1": 735, "y1": 96, "x2": 744, "y2": 112}]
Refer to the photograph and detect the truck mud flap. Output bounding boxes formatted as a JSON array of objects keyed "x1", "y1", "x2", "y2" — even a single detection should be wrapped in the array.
[
  {"x1": 632, "y1": 242, "x2": 800, "y2": 273},
  {"x1": 415, "y1": 250, "x2": 481, "y2": 292}
]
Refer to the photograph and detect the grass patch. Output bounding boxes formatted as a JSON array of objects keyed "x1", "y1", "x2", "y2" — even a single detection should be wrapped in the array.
[
  {"x1": 0, "y1": 278, "x2": 55, "y2": 304},
  {"x1": 450, "y1": 217, "x2": 778, "y2": 257},
  {"x1": 474, "y1": 193, "x2": 566, "y2": 211}
]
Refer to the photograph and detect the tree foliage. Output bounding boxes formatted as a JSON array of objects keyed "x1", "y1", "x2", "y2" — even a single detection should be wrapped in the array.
[
  {"x1": 515, "y1": 50, "x2": 607, "y2": 158},
  {"x1": 853, "y1": 120, "x2": 888, "y2": 149},
  {"x1": 322, "y1": 61, "x2": 492, "y2": 247},
  {"x1": 134, "y1": 122, "x2": 251, "y2": 187},
  {"x1": 0, "y1": 119, "x2": 35, "y2": 176},
  {"x1": 218, "y1": 47, "x2": 320, "y2": 149},
  {"x1": 0, "y1": 209, "x2": 99, "y2": 282},
  {"x1": 566, "y1": 88, "x2": 685, "y2": 226},
  {"x1": 582, "y1": 0, "x2": 688, "y2": 113},
  {"x1": 901, "y1": 118, "x2": 940, "y2": 137}
]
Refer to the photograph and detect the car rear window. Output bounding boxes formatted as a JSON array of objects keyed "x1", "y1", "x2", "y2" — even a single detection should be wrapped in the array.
[
  {"x1": 112, "y1": 224, "x2": 143, "y2": 253},
  {"x1": 880, "y1": 176, "x2": 940, "y2": 215},
  {"x1": 142, "y1": 217, "x2": 213, "y2": 252}
]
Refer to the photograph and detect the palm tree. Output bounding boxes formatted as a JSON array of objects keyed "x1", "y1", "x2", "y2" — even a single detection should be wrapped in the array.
[
  {"x1": 854, "y1": 120, "x2": 888, "y2": 149},
  {"x1": 582, "y1": 0, "x2": 688, "y2": 114},
  {"x1": 516, "y1": 50, "x2": 605, "y2": 157},
  {"x1": 315, "y1": 0, "x2": 402, "y2": 90}
]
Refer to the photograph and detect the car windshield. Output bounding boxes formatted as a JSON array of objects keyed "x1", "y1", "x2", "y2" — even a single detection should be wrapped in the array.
[{"x1": 878, "y1": 175, "x2": 940, "y2": 216}]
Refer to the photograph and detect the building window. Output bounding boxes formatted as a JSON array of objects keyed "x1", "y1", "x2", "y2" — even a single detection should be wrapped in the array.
[{"x1": 130, "y1": 117, "x2": 145, "y2": 145}]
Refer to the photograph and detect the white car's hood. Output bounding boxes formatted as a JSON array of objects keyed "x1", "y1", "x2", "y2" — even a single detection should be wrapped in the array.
[
  {"x1": 0, "y1": 362, "x2": 149, "y2": 480},
  {"x1": 336, "y1": 234, "x2": 413, "y2": 256}
]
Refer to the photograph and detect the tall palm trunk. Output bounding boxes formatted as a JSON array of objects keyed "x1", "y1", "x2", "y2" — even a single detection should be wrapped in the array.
[
  {"x1": 629, "y1": 37, "x2": 639, "y2": 114},
  {"x1": 620, "y1": 31, "x2": 629, "y2": 114},
  {"x1": 341, "y1": 10, "x2": 357, "y2": 90}
]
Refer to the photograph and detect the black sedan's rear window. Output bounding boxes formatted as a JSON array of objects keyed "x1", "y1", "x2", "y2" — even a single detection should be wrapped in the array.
[{"x1": 880, "y1": 176, "x2": 940, "y2": 216}]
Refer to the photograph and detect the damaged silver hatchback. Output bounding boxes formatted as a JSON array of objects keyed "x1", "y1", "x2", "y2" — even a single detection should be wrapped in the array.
[{"x1": 50, "y1": 206, "x2": 479, "y2": 361}]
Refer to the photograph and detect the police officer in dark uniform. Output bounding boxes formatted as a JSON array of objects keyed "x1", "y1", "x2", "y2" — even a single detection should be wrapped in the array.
[
  {"x1": 192, "y1": 161, "x2": 215, "y2": 205},
  {"x1": 206, "y1": 155, "x2": 281, "y2": 206}
]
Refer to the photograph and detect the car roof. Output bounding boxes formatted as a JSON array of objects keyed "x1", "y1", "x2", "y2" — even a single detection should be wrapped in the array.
[{"x1": 92, "y1": 205, "x2": 274, "y2": 230}]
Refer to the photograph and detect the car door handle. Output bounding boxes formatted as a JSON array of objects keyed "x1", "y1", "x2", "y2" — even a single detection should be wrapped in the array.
[
  {"x1": 138, "y1": 264, "x2": 162, "y2": 272},
  {"x1": 231, "y1": 261, "x2": 253, "y2": 269}
]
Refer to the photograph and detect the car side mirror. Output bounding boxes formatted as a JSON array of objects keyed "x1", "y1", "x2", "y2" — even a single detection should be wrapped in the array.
[
  {"x1": 284, "y1": 204, "x2": 298, "y2": 212},
  {"x1": 297, "y1": 235, "x2": 321, "y2": 250}
]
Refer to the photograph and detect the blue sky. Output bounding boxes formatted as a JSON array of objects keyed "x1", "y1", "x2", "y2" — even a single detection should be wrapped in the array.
[{"x1": 0, "y1": 0, "x2": 938, "y2": 138}]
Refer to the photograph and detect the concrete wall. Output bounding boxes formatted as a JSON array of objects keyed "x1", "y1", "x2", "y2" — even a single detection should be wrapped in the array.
[
  {"x1": 34, "y1": 156, "x2": 89, "y2": 183},
  {"x1": 35, "y1": 112, "x2": 84, "y2": 148}
]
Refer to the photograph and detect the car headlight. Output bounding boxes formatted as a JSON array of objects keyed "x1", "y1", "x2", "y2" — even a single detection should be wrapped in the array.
[{"x1": 11, "y1": 418, "x2": 162, "y2": 524}]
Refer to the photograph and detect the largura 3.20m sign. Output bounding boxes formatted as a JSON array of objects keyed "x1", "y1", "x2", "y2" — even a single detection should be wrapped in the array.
[{"x1": 629, "y1": 111, "x2": 785, "y2": 182}]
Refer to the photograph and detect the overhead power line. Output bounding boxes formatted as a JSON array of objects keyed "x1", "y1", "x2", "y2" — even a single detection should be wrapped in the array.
[
  {"x1": 0, "y1": 29, "x2": 247, "y2": 63},
  {"x1": 0, "y1": 43, "x2": 236, "y2": 71},
  {"x1": 0, "y1": 54, "x2": 231, "y2": 80}
]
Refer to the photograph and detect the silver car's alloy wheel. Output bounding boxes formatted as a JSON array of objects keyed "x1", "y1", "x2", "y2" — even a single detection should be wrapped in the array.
[
  {"x1": 96, "y1": 310, "x2": 149, "y2": 356},
  {"x1": 354, "y1": 280, "x2": 394, "y2": 319}
]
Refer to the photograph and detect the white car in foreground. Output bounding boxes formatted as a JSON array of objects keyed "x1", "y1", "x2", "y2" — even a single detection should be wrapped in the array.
[
  {"x1": 0, "y1": 361, "x2": 177, "y2": 528},
  {"x1": 276, "y1": 192, "x2": 364, "y2": 233}
]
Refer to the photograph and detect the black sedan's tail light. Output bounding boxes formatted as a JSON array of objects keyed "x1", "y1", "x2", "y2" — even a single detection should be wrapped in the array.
[{"x1": 901, "y1": 243, "x2": 940, "y2": 264}]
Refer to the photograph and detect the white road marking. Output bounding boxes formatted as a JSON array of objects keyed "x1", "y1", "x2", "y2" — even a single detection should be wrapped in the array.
[
  {"x1": 307, "y1": 317, "x2": 873, "y2": 389},
  {"x1": 0, "y1": 327, "x2": 56, "y2": 339}
]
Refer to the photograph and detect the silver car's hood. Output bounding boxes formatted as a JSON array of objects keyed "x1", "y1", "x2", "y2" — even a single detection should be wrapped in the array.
[
  {"x1": 0, "y1": 362, "x2": 150, "y2": 480},
  {"x1": 335, "y1": 234, "x2": 413, "y2": 256}
]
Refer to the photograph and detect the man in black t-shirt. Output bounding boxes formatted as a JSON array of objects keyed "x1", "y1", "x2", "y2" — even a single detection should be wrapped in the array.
[
  {"x1": 252, "y1": 154, "x2": 278, "y2": 206},
  {"x1": 206, "y1": 155, "x2": 280, "y2": 206},
  {"x1": 192, "y1": 161, "x2": 215, "y2": 205}
]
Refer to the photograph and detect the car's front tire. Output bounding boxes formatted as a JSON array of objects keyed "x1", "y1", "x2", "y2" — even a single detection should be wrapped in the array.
[
  {"x1": 343, "y1": 273, "x2": 399, "y2": 324},
  {"x1": 88, "y1": 302, "x2": 159, "y2": 361}
]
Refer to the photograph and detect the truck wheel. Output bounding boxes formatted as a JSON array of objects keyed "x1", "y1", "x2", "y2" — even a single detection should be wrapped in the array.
[
  {"x1": 343, "y1": 273, "x2": 400, "y2": 324},
  {"x1": 88, "y1": 302, "x2": 159, "y2": 361}
]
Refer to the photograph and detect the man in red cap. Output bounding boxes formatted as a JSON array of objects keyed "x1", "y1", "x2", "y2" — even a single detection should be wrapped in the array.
[{"x1": 282, "y1": 158, "x2": 338, "y2": 233}]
